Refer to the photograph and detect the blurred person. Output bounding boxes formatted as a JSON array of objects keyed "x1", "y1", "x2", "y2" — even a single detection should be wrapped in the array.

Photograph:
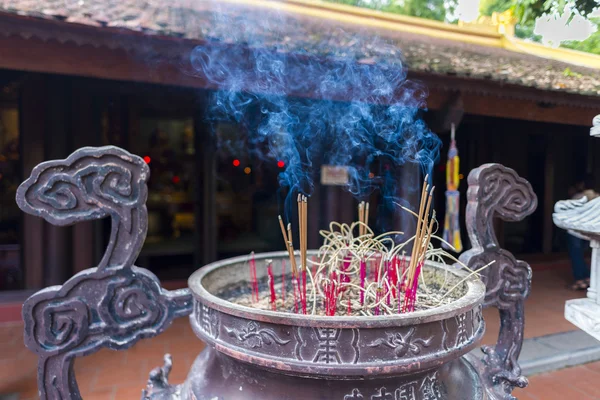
[{"x1": 566, "y1": 176, "x2": 598, "y2": 290}]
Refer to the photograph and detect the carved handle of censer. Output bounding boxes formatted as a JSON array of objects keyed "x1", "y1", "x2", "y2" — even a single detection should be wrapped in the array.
[
  {"x1": 16, "y1": 146, "x2": 193, "y2": 400},
  {"x1": 459, "y1": 163, "x2": 537, "y2": 399}
]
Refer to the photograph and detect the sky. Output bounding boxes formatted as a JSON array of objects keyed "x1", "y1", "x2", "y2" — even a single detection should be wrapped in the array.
[{"x1": 455, "y1": 0, "x2": 599, "y2": 46}]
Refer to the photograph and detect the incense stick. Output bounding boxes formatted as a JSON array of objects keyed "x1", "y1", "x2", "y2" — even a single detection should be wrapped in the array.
[
  {"x1": 364, "y1": 202, "x2": 369, "y2": 236},
  {"x1": 278, "y1": 215, "x2": 289, "y2": 250},
  {"x1": 287, "y1": 223, "x2": 298, "y2": 277},
  {"x1": 407, "y1": 178, "x2": 428, "y2": 287},
  {"x1": 358, "y1": 201, "x2": 365, "y2": 236},
  {"x1": 302, "y1": 195, "x2": 308, "y2": 314}
]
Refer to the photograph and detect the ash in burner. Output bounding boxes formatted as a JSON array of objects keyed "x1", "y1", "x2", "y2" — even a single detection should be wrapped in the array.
[{"x1": 218, "y1": 265, "x2": 468, "y2": 317}]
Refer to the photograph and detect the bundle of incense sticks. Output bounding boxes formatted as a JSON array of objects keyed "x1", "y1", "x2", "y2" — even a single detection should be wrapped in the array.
[
  {"x1": 261, "y1": 176, "x2": 481, "y2": 317},
  {"x1": 279, "y1": 215, "x2": 298, "y2": 312},
  {"x1": 278, "y1": 194, "x2": 309, "y2": 314},
  {"x1": 298, "y1": 194, "x2": 308, "y2": 314},
  {"x1": 403, "y1": 176, "x2": 435, "y2": 313},
  {"x1": 358, "y1": 201, "x2": 370, "y2": 237}
]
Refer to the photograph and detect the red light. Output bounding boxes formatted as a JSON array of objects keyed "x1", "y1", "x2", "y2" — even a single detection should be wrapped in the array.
[
  {"x1": 172, "y1": 175, "x2": 181, "y2": 184},
  {"x1": 143, "y1": 156, "x2": 151, "y2": 164},
  {"x1": 277, "y1": 160, "x2": 285, "y2": 168},
  {"x1": 233, "y1": 159, "x2": 240, "y2": 167}
]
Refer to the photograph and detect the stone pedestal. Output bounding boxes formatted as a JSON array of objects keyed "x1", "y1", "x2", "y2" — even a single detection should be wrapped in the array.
[
  {"x1": 555, "y1": 115, "x2": 600, "y2": 343},
  {"x1": 565, "y1": 298, "x2": 600, "y2": 342}
]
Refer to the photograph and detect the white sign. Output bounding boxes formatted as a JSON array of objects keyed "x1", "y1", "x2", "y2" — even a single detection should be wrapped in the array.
[{"x1": 321, "y1": 165, "x2": 349, "y2": 186}]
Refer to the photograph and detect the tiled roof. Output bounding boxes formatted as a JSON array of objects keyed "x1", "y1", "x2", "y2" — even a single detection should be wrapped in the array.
[{"x1": 1, "y1": 0, "x2": 600, "y2": 96}]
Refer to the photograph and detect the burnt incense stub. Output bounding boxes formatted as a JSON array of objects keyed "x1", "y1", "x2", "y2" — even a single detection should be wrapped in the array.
[{"x1": 17, "y1": 147, "x2": 537, "y2": 400}]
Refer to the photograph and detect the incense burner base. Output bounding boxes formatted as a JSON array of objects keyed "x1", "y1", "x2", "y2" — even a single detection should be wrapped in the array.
[
  {"x1": 146, "y1": 347, "x2": 487, "y2": 400},
  {"x1": 143, "y1": 251, "x2": 487, "y2": 400}
]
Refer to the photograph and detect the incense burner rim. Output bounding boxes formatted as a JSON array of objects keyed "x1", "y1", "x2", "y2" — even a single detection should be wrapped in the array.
[{"x1": 188, "y1": 250, "x2": 486, "y2": 328}]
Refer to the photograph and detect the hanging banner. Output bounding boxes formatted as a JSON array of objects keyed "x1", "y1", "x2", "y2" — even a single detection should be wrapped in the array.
[{"x1": 442, "y1": 124, "x2": 463, "y2": 253}]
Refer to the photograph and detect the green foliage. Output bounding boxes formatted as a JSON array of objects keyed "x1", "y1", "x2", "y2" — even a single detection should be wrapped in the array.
[
  {"x1": 561, "y1": 18, "x2": 600, "y2": 54},
  {"x1": 479, "y1": 0, "x2": 543, "y2": 42},
  {"x1": 325, "y1": 0, "x2": 458, "y2": 22},
  {"x1": 324, "y1": 0, "x2": 593, "y2": 47},
  {"x1": 513, "y1": 0, "x2": 598, "y2": 24},
  {"x1": 388, "y1": 0, "x2": 453, "y2": 22},
  {"x1": 479, "y1": 0, "x2": 512, "y2": 16},
  {"x1": 514, "y1": 23, "x2": 543, "y2": 42}
]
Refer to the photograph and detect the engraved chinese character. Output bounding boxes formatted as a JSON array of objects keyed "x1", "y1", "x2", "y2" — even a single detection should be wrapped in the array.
[
  {"x1": 371, "y1": 387, "x2": 394, "y2": 400},
  {"x1": 456, "y1": 313, "x2": 468, "y2": 345},
  {"x1": 395, "y1": 383, "x2": 416, "y2": 400},
  {"x1": 344, "y1": 388, "x2": 364, "y2": 400},
  {"x1": 313, "y1": 328, "x2": 341, "y2": 364},
  {"x1": 420, "y1": 373, "x2": 442, "y2": 400}
]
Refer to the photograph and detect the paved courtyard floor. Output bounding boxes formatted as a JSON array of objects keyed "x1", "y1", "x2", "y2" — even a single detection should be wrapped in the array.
[{"x1": 0, "y1": 263, "x2": 592, "y2": 399}]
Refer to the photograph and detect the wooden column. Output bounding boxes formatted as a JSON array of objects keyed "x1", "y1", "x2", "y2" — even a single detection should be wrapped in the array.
[
  {"x1": 339, "y1": 188, "x2": 354, "y2": 225},
  {"x1": 324, "y1": 186, "x2": 339, "y2": 231},
  {"x1": 71, "y1": 81, "x2": 103, "y2": 273},
  {"x1": 195, "y1": 98, "x2": 217, "y2": 265},
  {"x1": 397, "y1": 163, "x2": 420, "y2": 239},
  {"x1": 19, "y1": 74, "x2": 46, "y2": 289},
  {"x1": 44, "y1": 76, "x2": 71, "y2": 286},
  {"x1": 308, "y1": 174, "x2": 321, "y2": 250},
  {"x1": 542, "y1": 132, "x2": 556, "y2": 254}
]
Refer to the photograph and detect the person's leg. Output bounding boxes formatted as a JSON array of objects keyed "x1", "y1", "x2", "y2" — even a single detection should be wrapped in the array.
[{"x1": 567, "y1": 233, "x2": 590, "y2": 282}]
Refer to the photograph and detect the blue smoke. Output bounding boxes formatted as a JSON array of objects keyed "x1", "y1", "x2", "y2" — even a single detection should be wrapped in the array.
[{"x1": 190, "y1": 2, "x2": 440, "y2": 219}]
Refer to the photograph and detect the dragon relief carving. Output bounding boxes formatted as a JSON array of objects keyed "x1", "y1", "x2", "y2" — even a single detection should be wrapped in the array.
[
  {"x1": 367, "y1": 327, "x2": 432, "y2": 358},
  {"x1": 225, "y1": 321, "x2": 291, "y2": 348}
]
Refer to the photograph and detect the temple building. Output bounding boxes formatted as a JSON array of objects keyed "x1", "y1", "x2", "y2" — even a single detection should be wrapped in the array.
[{"x1": 1, "y1": 0, "x2": 600, "y2": 291}]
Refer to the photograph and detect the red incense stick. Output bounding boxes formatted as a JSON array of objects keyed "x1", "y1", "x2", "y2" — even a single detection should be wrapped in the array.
[
  {"x1": 292, "y1": 274, "x2": 299, "y2": 314},
  {"x1": 281, "y1": 259, "x2": 286, "y2": 301},
  {"x1": 347, "y1": 296, "x2": 352, "y2": 316},
  {"x1": 249, "y1": 252, "x2": 259, "y2": 303},
  {"x1": 359, "y1": 259, "x2": 366, "y2": 305},
  {"x1": 302, "y1": 269, "x2": 307, "y2": 315},
  {"x1": 268, "y1": 263, "x2": 276, "y2": 311}
]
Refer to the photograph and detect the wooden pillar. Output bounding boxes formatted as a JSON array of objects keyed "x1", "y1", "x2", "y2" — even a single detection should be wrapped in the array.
[
  {"x1": 19, "y1": 74, "x2": 46, "y2": 289},
  {"x1": 71, "y1": 81, "x2": 103, "y2": 273},
  {"x1": 195, "y1": 98, "x2": 217, "y2": 265},
  {"x1": 339, "y1": 188, "x2": 354, "y2": 225},
  {"x1": 324, "y1": 186, "x2": 339, "y2": 230},
  {"x1": 308, "y1": 174, "x2": 321, "y2": 250},
  {"x1": 542, "y1": 132, "x2": 556, "y2": 254},
  {"x1": 397, "y1": 163, "x2": 420, "y2": 238},
  {"x1": 44, "y1": 76, "x2": 71, "y2": 286}
]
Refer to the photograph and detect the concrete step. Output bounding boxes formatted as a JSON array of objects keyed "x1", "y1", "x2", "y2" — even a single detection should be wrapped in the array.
[
  {"x1": 471, "y1": 330, "x2": 600, "y2": 376},
  {"x1": 520, "y1": 330, "x2": 600, "y2": 376}
]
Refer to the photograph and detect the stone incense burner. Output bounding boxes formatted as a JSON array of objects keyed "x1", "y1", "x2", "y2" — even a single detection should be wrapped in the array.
[
  {"x1": 16, "y1": 146, "x2": 537, "y2": 400},
  {"x1": 177, "y1": 251, "x2": 485, "y2": 400}
]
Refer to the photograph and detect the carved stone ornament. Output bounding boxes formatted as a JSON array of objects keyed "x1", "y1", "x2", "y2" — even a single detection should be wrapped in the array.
[
  {"x1": 554, "y1": 115, "x2": 600, "y2": 345},
  {"x1": 591, "y1": 114, "x2": 600, "y2": 137},
  {"x1": 16, "y1": 146, "x2": 193, "y2": 400},
  {"x1": 460, "y1": 164, "x2": 537, "y2": 399}
]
